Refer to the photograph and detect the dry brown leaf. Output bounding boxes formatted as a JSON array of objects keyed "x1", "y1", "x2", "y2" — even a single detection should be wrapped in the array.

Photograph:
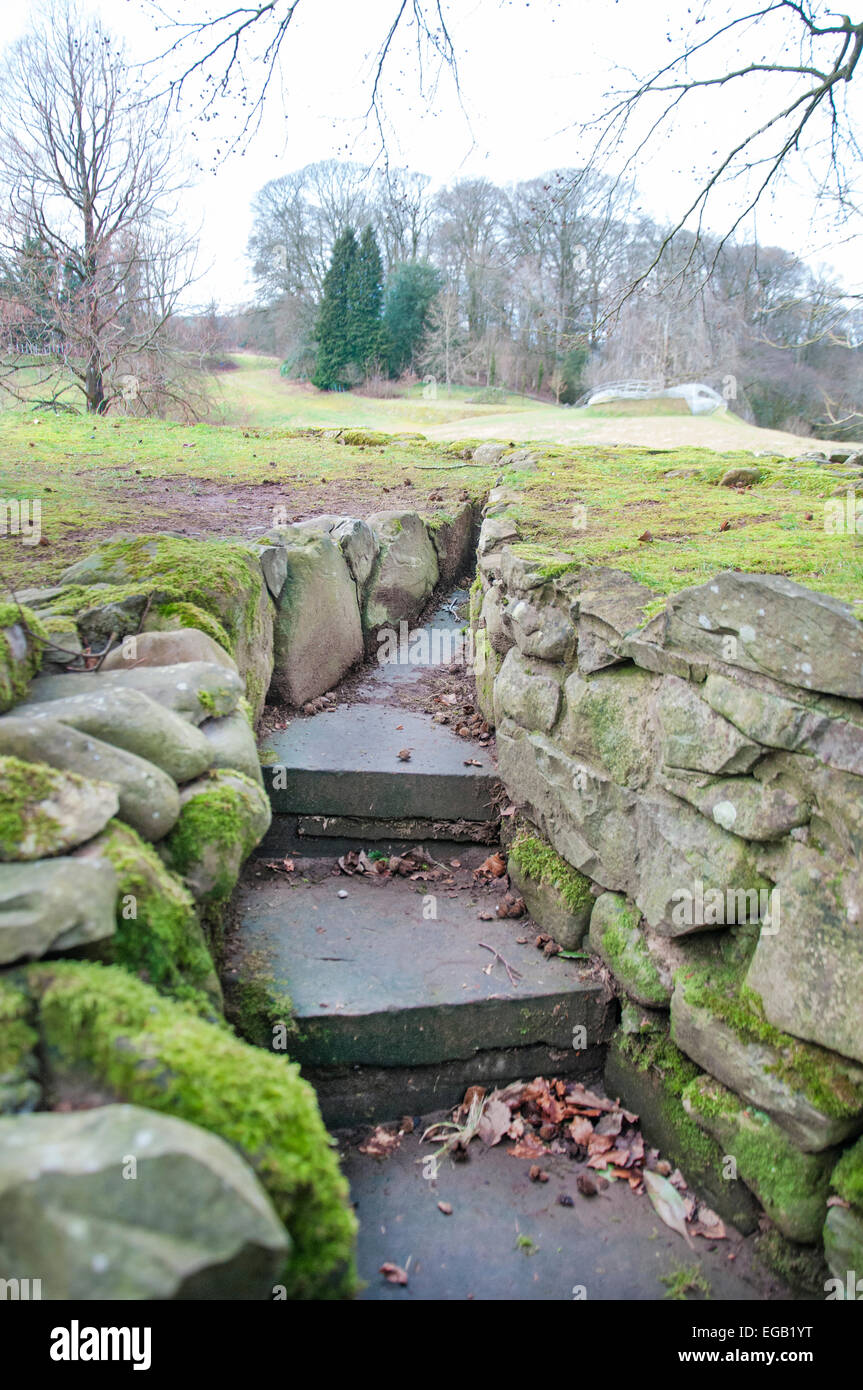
[
  {"x1": 380, "y1": 1263, "x2": 408, "y2": 1285},
  {"x1": 508, "y1": 1133, "x2": 546, "y2": 1159},
  {"x1": 477, "y1": 1097, "x2": 512, "y2": 1147},
  {"x1": 569, "y1": 1116, "x2": 594, "y2": 1145},
  {"x1": 477, "y1": 851, "x2": 507, "y2": 878}
]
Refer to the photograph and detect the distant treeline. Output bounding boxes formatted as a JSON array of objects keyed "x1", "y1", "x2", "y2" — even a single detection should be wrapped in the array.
[{"x1": 198, "y1": 160, "x2": 863, "y2": 437}]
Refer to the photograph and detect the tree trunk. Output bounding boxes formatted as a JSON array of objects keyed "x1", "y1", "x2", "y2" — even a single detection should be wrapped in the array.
[{"x1": 85, "y1": 356, "x2": 106, "y2": 413}]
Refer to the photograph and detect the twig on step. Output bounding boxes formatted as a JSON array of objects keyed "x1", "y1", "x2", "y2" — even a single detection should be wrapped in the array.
[{"x1": 479, "y1": 941, "x2": 522, "y2": 987}]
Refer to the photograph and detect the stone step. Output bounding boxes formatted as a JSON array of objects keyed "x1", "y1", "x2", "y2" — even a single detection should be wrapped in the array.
[
  {"x1": 253, "y1": 814, "x2": 498, "y2": 860},
  {"x1": 259, "y1": 706, "x2": 499, "y2": 823},
  {"x1": 229, "y1": 859, "x2": 615, "y2": 1078}
]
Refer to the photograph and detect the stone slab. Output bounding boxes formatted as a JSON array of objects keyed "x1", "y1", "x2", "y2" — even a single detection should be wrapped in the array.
[
  {"x1": 261, "y1": 706, "x2": 498, "y2": 822},
  {"x1": 232, "y1": 870, "x2": 615, "y2": 1067}
]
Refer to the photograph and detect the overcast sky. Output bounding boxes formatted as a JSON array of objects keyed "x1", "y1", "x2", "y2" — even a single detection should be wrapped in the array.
[{"x1": 5, "y1": 0, "x2": 862, "y2": 309}]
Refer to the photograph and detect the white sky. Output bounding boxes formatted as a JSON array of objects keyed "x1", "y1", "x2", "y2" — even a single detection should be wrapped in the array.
[{"x1": 5, "y1": 0, "x2": 862, "y2": 309}]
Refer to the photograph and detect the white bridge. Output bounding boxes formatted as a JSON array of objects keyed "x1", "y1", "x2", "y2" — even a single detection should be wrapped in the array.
[{"x1": 579, "y1": 380, "x2": 726, "y2": 416}]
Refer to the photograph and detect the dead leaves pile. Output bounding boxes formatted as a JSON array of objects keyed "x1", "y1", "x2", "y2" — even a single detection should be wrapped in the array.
[
  {"x1": 431, "y1": 691, "x2": 491, "y2": 746},
  {"x1": 421, "y1": 1077, "x2": 728, "y2": 1245},
  {"x1": 301, "y1": 691, "x2": 338, "y2": 716},
  {"x1": 334, "y1": 846, "x2": 452, "y2": 883}
]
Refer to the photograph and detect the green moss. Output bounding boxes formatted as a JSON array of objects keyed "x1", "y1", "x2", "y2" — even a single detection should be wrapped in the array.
[
  {"x1": 608, "y1": 1031, "x2": 758, "y2": 1229},
  {"x1": 338, "y1": 428, "x2": 391, "y2": 446},
  {"x1": 753, "y1": 1227, "x2": 829, "y2": 1295},
  {"x1": 500, "y1": 443, "x2": 863, "y2": 604},
  {"x1": 58, "y1": 535, "x2": 265, "y2": 661},
  {"x1": 197, "y1": 689, "x2": 217, "y2": 716},
  {"x1": 90, "y1": 820, "x2": 221, "y2": 1012},
  {"x1": 660, "y1": 1264, "x2": 711, "y2": 1301},
  {"x1": 0, "y1": 975, "x2": 38, "y2": 1076},
  {"x1": 227, "y1": 966, "x2": 298, "y2": 1050},
  {"x1": 592, "y1": 895, "x2": 667, "y2": 1006},
  {"x1": 617, "y1": 1028, "x2": 702, "y2": 1098},
  {"x1": 0, "y1": 755, "x2": 64, "y2": 857},
  {"x1": 683, "y1": 1075, "x2": 834, "y2": 1241},
  {"x1": 678, "y1": 949, "x2": 863, "y2": 1119},
  {"x1": 509, "y1": 830, "x2": 593, "y2": 915},
  {"x1": 0, "y1": 603, "x2": 46, "y2": 706},
  {"x1": 164, "y1": 771, "x2": 267, "y2": 904},
  {"x1": 27, "y1": 961, "x2": 357, "y2": 1299},
  {"x1": 831, "y1": 1135, "x2": 863, "y2": 1209},
  {"x1": 151, "y1": 601, "x2": 234, "y2": 655}
]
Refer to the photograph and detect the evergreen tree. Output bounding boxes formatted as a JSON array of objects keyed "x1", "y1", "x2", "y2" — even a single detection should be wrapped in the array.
[
  {"x1": 383, "y1": 260, "x2": 441, "y2": 375},
  {"x1": 312, "y1": 227, "x2": 358, "y2": 389},
  {"x1": 350, "y1": 224, "x2": 386, "y2": 373}
]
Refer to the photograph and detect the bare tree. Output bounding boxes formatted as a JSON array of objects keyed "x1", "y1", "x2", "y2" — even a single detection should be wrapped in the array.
[
  {"x1": 581, "y1": 3, "x2": 863, "y2": 307},
  {"x1": 144, "y1": 0, "x2": 460, "y2": 156},
  {"x1": 0, "y1": 3, "x2": 198, "y2": 415}
]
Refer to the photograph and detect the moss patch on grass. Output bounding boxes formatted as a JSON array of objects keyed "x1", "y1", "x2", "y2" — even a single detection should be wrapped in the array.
[{"x1": 504, "y1": 443, "x2": 863, "y2": 605}]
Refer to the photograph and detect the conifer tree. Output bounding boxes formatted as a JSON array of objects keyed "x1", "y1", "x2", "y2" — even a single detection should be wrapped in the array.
[
  {"x1": 312, "y1": 227, "x2": 358, "y2": 389},
  {"x1": 350, "y1": 225, "x2": 386, "y2": 373}
]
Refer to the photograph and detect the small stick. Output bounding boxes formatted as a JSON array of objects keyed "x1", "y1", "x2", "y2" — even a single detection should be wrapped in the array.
[{"x1": 479, "y1": 941, "x2": 523, "y2": 987}]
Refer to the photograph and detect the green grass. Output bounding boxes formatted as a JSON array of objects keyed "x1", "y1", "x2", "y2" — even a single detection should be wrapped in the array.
[{"x1": 1, "y1": 353, "x2": 860, "y2": 605}]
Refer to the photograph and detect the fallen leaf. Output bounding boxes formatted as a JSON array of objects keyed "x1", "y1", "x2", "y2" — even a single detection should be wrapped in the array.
[
  {"x1": 379, "y1": 1262, "x2": 408, "y2": 1285},
  {"x1": 438, "y1": 1201, "x2": 453, "y2": 1216},
  {"x1": 508, "y1": 1133, "x2": 547, "y2": 1159},
  {"x1": 477, "y1": 851, "x2": 507, "y2": 878},
  {"x1": 576, "y1": 1174, "x2": 599, "y2": 1197},
  {"x1": 477, "y1": 1097, "x2": 511, "y2": 1147},
  {"x1": 397, "y1": 748, "x2": 412, "y2": 761},
  {"x1": 569, "y1": 1116, "x2": 594, "y2": 1145},
  {"x1": 643, "y1": 1169, "x2": 695, "y2": 1249},
  {"x1": 460, "y1": 1085, "x2": 486, "y2": 1114}
]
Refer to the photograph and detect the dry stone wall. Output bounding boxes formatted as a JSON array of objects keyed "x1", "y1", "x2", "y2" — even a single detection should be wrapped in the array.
[{"x1": 472, "y1": 486, "x2": 863, "y2": 1285}]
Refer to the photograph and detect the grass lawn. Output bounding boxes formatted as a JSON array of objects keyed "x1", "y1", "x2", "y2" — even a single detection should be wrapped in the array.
[
  {"x1": 210, "y1": 354, "x2": 848, "y2": 458},
  {"x1": 1, "y1": 355, "x2": 860, "y2": 610}
]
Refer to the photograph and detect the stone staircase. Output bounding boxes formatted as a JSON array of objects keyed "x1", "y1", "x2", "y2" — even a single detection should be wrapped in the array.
[{"x1": 229, "y1": 594, "x2": 617, "y2": 1126}]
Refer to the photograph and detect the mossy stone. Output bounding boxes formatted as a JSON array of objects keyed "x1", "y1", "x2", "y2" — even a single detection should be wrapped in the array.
[
  {"x1": 26, "y1": 960, "x2": 357, "y2": 1299},
  {"x1": 589, "y1": 892, "x2": 668, "y2": 1007},
  {"x1": 509, "y1": 829, "x2": 593, "y2": 950},
  {"x1": 682, "y1": 1075, "x2": 836, "y2": 1243},
  {"x1": 76, "y1": 820, "x2": 222, "y2": 1012}
]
